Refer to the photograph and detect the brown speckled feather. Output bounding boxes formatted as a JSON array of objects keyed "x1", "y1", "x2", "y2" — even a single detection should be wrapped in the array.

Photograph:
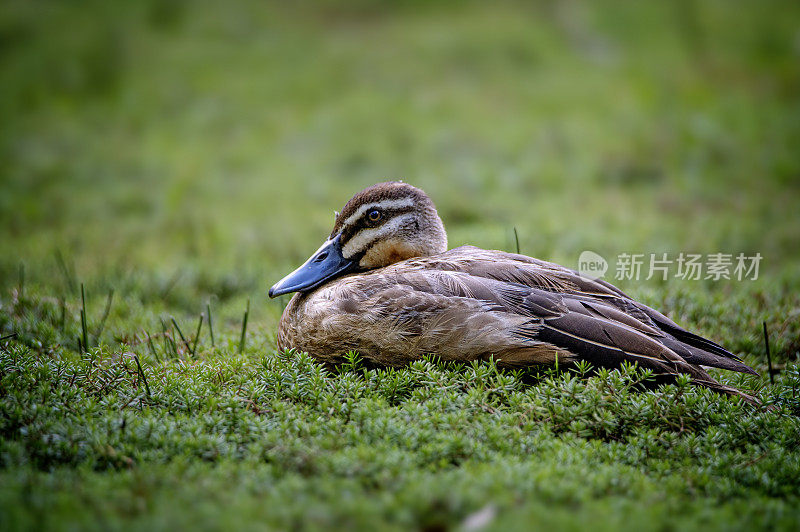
[{"x1": 277, "y1": 246, "x2": 757, "y2": 402}]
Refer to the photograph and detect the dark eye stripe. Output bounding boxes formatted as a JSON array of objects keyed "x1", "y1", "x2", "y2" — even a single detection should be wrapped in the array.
[
  {"x1": 360, "y1": 206, "x2": 413, "y2": 227},
  {"x1": 339, "y1": 206, "x2": 415, "y2": 246}
]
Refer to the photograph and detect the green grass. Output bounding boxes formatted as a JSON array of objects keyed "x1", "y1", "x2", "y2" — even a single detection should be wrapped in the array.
[{"x1": 2, "y1": 0, "x2": 800, "y2": 529}]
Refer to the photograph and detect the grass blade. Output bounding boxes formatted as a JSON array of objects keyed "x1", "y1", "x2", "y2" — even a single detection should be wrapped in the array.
[
  {"x1": 191, "y1": 313, "x2": 203, "y2": 355},
  {"x1": 763, "y1": 321, "x2": 774, "y2": 385},
  {"x1": 160, "y1": 270, "x2": 182, "y2": 299},
  {"x1": 160, "y1": 319, "x2": 168, "y2": 355},
  {"x1": 206, "y1": 302, "x2": 215, "y2": 347},
  {"x1": 92, "y1": 289, "x2": 114, "y2": 344},
  {"x1": 18, "y1": 262, "x2": 24, "y2": 299},
  {"x1": 513, "y1": 227, "x2": 520, "y2": 254},
  {"x1": 80, "y1": 283, "x2": 89, "y2": 353},
  {"x1": 133, "y1": 354, "x2": 151, "y2": 398},
  {"x1": 55, "y1": 248, "x2": 77, "y2": 294},
  {"x1": 238, "y1": 298, "x2": 250, "y2": 354},
  {"x1": 171, "y1": 317, "x2": 191, "y2": 354},
  {"x1": 161, "y1": 319, "x2": 177, "y2": 358},
  {"x1": 145, "y1": 330, "x2": 160, "y2": 363},
  {"x1": 59, "y1": 297, "x2": 66, "y2": 331}
]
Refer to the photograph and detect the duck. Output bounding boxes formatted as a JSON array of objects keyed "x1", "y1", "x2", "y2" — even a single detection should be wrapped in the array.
[{"x1": 269, "y1": 181, "x2": 759, "y2": 403}]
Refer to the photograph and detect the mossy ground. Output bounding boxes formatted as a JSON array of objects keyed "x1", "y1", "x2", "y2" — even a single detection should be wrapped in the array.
[{"x1": 1, "y1": 1, "x2": 799, "y2": 530}]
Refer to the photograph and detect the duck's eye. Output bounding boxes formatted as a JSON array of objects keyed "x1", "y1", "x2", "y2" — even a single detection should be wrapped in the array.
[{"x1": 367, "y1": 209, "x2": 382, "y2": 222}]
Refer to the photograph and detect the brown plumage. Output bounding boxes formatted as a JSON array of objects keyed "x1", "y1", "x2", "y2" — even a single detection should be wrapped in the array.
[{"x1": 270, "y1": 182, "x2": 759, "y2": 404}]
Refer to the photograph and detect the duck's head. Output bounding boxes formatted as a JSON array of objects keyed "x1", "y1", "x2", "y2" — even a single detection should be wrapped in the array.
[{"x1": 269, "y1": 181, "x2": 447, "y2": 297}]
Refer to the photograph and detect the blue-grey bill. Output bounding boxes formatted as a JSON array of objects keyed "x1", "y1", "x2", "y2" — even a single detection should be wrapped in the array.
[{"x1": 268, "y1": 235, "x2": 357, "y2": 297}]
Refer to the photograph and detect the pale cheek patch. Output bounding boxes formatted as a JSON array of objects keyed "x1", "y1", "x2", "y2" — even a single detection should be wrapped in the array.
[{"x1": 342, "y1": 214, "x2": 414, "y2": 259}]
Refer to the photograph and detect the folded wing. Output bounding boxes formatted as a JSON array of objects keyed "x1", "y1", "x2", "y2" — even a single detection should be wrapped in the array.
[{"x1": 387, "y1": 247, "x2": 758, "y2": 402}]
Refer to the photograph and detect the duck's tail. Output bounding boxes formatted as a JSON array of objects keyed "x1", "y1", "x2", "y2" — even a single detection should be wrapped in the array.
[
  {"x1": 639, "y1": 304, "x2": 759, "y2": 376},
  {"x1": 689, "y1": 372, "x2": 762, "y2": 406}
]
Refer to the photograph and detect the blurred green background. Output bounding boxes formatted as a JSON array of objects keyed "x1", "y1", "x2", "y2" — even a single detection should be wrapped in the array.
[
  {"x1": 1, "y1": 0, "x2": 800, "y2": 529},
  {"x1": 2, "y1": 0, "x2": 799, "y2": 354}
]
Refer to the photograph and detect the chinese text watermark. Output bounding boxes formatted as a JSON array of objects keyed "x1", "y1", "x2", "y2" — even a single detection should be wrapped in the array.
[{"x1": 577, "y1": 251, "x2": 762, "y2": 281}]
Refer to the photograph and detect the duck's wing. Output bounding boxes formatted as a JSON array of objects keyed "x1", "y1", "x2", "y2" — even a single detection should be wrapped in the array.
[
  {"x1": 415, "y1": 246, "x2": 757, "y2": 373},
  {"x1": 390, "y1": 265, "x2": 758, "y2": 403},
  {"x1": 390, "y1": 248, "x2": 758, "y2": 400}
]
